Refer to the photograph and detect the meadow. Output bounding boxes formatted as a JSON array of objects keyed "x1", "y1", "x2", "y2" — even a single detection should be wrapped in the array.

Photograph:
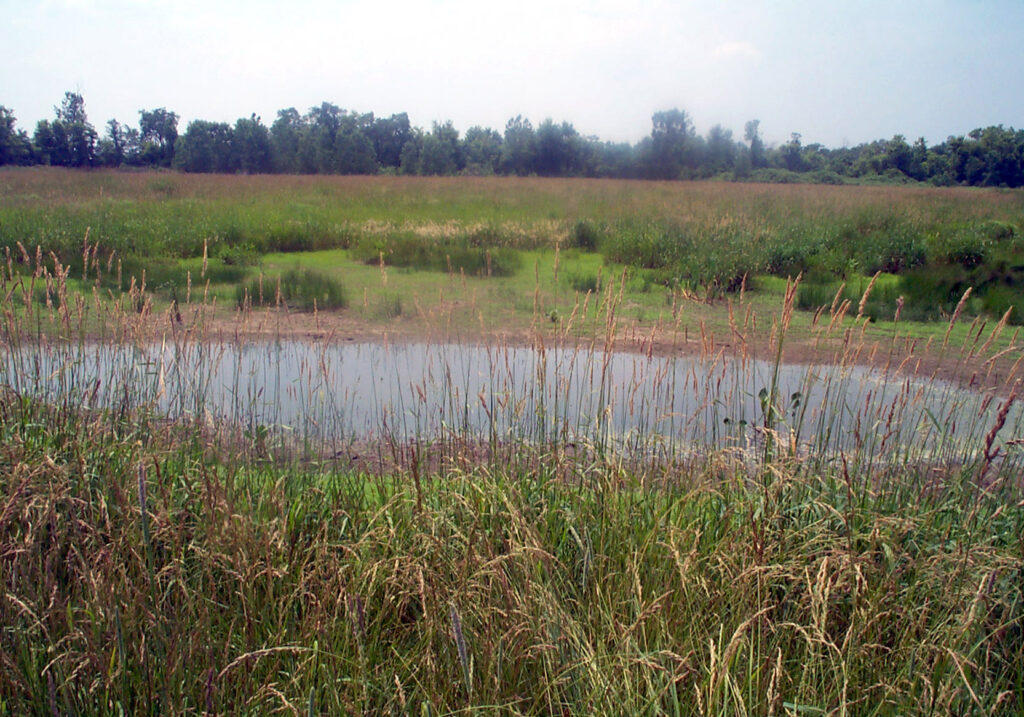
[
  {"x1": 1, "y1": 167, "x2": 1023, "y2": 714},
  {"x1": 3, "y1": 167, "x2": 1024, "y2": 336}
]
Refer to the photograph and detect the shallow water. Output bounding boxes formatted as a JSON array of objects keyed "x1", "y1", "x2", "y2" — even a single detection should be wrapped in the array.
[{"x1": 3, "y1": 339, "x2": 1020, "y2": 461}]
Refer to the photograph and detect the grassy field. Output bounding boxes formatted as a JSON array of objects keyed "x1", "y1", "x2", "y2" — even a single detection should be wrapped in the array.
[
  {"x1": 1, "y1": 168, "x2": 1023, "y2": 714},
  {"x1": 3, "y1": 167, "x2": 1024, "y2": 339}
]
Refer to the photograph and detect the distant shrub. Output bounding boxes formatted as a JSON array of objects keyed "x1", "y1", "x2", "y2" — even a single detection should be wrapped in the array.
[
  {"x1": 604, "y1": 218, "x2": 764, "y2": 296},
  {"x1": 564, "y1": 270, "x2": 602, "y2": 293},
  {"x1": 935, "y1": 228, "x2": 989, "y2": 269},
  {"x1": 900, "y1": 259, "x2": 1024, "y2": 325},
  {"x1": 979, "y1": 285, "x2": 1024, "y2": 324},
  {"x1": 570, "y1": 219, "x2": 602, "y2": 251},
  {"x1": 747, "y1": 168, "x2": 807, "y2": 184},
  {"x1": 603, "y1": 220, "x2": 689, "y2": 270},
  {"x1": 980, "y1": 220, "x2": 1017, "y2": 243},
  {"x1": 830, "y1": 212, "x2": 927, "y2": 275},
  {"x1": 807, "y1": 169, "x2": 847, "y2": 185},
  {"x1": 796, "y1": 275, "x2": 903, "y2": 321},
  {"x1": 217, "y1": 243, "x2": 261, "y2": 266},
  {"x1": 236, "y1": 268, "x2": 347, "y2": 311},
  {"x1": 351, "y1": 234, "x2": 521, "y2": 277},
  {"x1": 764, "y1": 236, "x2": 817, "y2": 276},
  {"x1": 116, "y1": 256, "x2": 250, "y2": 296}
]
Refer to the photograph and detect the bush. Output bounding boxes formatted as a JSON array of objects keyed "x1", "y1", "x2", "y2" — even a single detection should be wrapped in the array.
[
  {"x1": 351, "y1": 234, "x2": 521, "y2": 277},
  {"x1": 981, "y1": 220, "x2": 1017, "y2": 243},
  {"x1": 797, "y1": 274, "x2": 903, "y2": 321},
  {"x1": 935, "y1": 228, "x2": 989, "y2": 269},
  {"x1": 570, "y1": 219, "x2": 602, "y2": 251},
  {"x1": 564, "y1": 270, "x2": 602, "y2": 293},
  {"x1": 236, "y1": 268, "x2": 347, "y2": 311},
  {"x1": 116, "y1": 256, "x2": 251, "y2": 296}
]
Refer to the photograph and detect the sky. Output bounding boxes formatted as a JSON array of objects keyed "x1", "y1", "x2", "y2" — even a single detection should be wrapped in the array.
[{"x1": 3, "y1": 0, "x2": 1023, "y2": 148}]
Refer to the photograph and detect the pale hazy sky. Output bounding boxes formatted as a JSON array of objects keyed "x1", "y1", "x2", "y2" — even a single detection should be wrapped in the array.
[{"x1": 3, "y1": 0, "x2": 1022, "y2": 147}]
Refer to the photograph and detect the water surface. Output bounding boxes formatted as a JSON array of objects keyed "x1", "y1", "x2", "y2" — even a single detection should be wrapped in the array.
[{"x1": 4, "y1": 339, "x2": 1019, "y2": 462}]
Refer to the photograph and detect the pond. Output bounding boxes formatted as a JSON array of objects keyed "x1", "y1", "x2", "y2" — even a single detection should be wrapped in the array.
[{"x1": 3, "y1": 338, "x2": 1019, "y2": 463}]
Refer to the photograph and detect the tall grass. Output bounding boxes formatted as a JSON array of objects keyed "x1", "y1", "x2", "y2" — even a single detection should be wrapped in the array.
[{"x1": 1, "y1": 173, "x2": 1023, "y2": 713}]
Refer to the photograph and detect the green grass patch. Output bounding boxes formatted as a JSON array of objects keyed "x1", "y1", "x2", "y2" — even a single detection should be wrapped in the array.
[{"x1": 236, "y1": 267, "x2": 348, "y2": 310}]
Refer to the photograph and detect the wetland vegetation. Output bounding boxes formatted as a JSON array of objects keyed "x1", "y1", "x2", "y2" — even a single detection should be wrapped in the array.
[{"x1": 1, "y1": 167, "x2": 1023, "y2": 714}]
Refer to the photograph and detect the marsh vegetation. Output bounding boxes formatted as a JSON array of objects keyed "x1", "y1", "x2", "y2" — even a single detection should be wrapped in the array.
[{"x1": 1, "y1": 169, "x2": 1022, "y2": 714}]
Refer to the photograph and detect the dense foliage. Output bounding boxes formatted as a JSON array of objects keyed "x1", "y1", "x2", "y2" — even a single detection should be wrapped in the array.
[{"x1": 3, "y1": 93, "x2": 1024, "y2": 186}]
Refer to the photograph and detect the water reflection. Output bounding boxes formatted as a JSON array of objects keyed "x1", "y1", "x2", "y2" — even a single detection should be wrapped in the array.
[{"x1": 4, "y1": 339, "x2": 1019, "y2": 462}]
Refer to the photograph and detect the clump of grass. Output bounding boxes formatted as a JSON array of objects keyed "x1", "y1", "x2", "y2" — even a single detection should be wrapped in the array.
[
  {"x1": 564, "y1": 268, "x2": 603, "y2": 293},
  {"x1": 351, "y1": 233, "x2": 521, "y2": 277},
  {"x1": 377, "y1": 292, "x2": 403, "y2": 319},
  {"x1": 236, "y1": 267, "x2": 347, "y2": 310},
  {"x1": 602, "y1": 218, "x2": 765, "y2": 296}
]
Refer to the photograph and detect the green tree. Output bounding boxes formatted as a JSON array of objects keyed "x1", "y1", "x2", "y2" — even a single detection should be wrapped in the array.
[
  {"x1": 643, "y1": 108, "x2": 693, "y2": 179},
  {"x1": 40, "y1": 91, "x2": 97, "y2": 167},
  {"x1": 174, "y1": 120, "x2": 234, "y2": 173},
  {"x1": 500, "y1": 115, "x2": 535, "y2": 175},
  {"x1": 139, "y1": 108, "x2": 179, "y2": 167},
  {"x1": 419, "y1": 121, "x2": 461, "y2": 175},
  {"x1": 535, "y1": 119, "x2": 584, "y2": 176},
  {"x1": 705, "y1": 124, "x2": 736, "y2": 175},
  {"x1": 0, "y1": 106, "x2": 33, "y2": 165},
  {"x1": 399, "y1": 130, "x2": 423, "y2": 174},
  {"x1": 32, "y1": 120, "x2": 66, "y2": 166},
  {"x1": 779, "y1": 132, "x2": 804, "y2": 172},
  {"x1": 334, "y1": 123, "x2": 377, "y2": 174},
  {"x1": 270, "y1": 108, "x2": 305, "y2": 173},
  {"x1": 884, "y1": 134, "x2": 913, "y2": 177},
  {"x1": 593, "y1": 141, "x2": 637, "y2": 178},
  {"x1": 96, "y1": 119, "x2": 127, "y2": 167},
  {"x1": 233, "y1": 114, "x2": 273, "y2": 173},
  {"x1": 744, "y1": 119, "x2": 765, "y2": 168},
  {"x1": 461, "y1": 126, "x2": 503, "y2": 175},
  {"x1": 306, "y1": 102, "x2": 345, "y2": 172},
  {"x1": 368, "y1": 113, "x2": 412, "y2": 169}
]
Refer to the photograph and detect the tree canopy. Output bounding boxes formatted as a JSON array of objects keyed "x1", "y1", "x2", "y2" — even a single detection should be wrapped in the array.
[{"x1": 3, "y1": 92, "x2": 1024, "y2": 187}]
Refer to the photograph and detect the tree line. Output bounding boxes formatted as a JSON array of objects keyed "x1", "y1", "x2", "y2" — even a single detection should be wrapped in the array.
[{"x1": 2, "y1": 92, "x2": 1023, "y2": 187}]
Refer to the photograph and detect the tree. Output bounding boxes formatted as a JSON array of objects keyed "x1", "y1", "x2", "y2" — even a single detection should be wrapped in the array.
[
  {"x1": 462, "y1": 126, "x2": 503, "y2": 175},
  {"x1": 233, "y1": 114, "x2": 273, "y2": 174},
  {"x1": 334, "y1": 123, "x2": 377, "y2": 174},
  {"x1": 270, "y1": 108, "x2": 305, "y2": 173},
  {"x1": 415, "y1": 121, "x2": 461, "y2": 175},
  {"x1": 744, "y1": 119, "x2": 765, "y2": 168},
  {"x1": 139, "y1": 108, "x2": 179, "y2": 167},
  {"x1": 884, "y1": 134, "x2": 913, "y2": 177},
  {"x1": 40, "y1": 91, "x2": 97, "y2": 167},
  {"x1": 399, "y1": 130, "x2": 423, "y2": 175},
  {"x1": 174, "y1": 120, "x2": 234, "y2": 173},
  {"x1": 593, "y1": 141, "x2": 637, "y2": 178},
  {"x1": 96, "y1": 119, "x2": 127, "y2": 167},
  {"x1": 33, "y1": 120, "x2": 65, "y2": 166},
  {"x1": 535, "y1": 119, "x2": 584, "y2": 176},
  {"x1": 705, "y1": 124, "x2": 736, "y2": 175},
  {"x1": 644, "y1": 108, "x2": 693, "y2": 179},
  {"x1": 501, "y1": 115, "x2": 535, "y2": 175},
  {"x1": 0, "y1": 106, "x2": 33, "y2": 165},
  {"x1": 368, "y1": 113, "x2": 412, "y2": 169},
  {"x1": 779, "y1": 132, "x2": 804, "y2": 172}
]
